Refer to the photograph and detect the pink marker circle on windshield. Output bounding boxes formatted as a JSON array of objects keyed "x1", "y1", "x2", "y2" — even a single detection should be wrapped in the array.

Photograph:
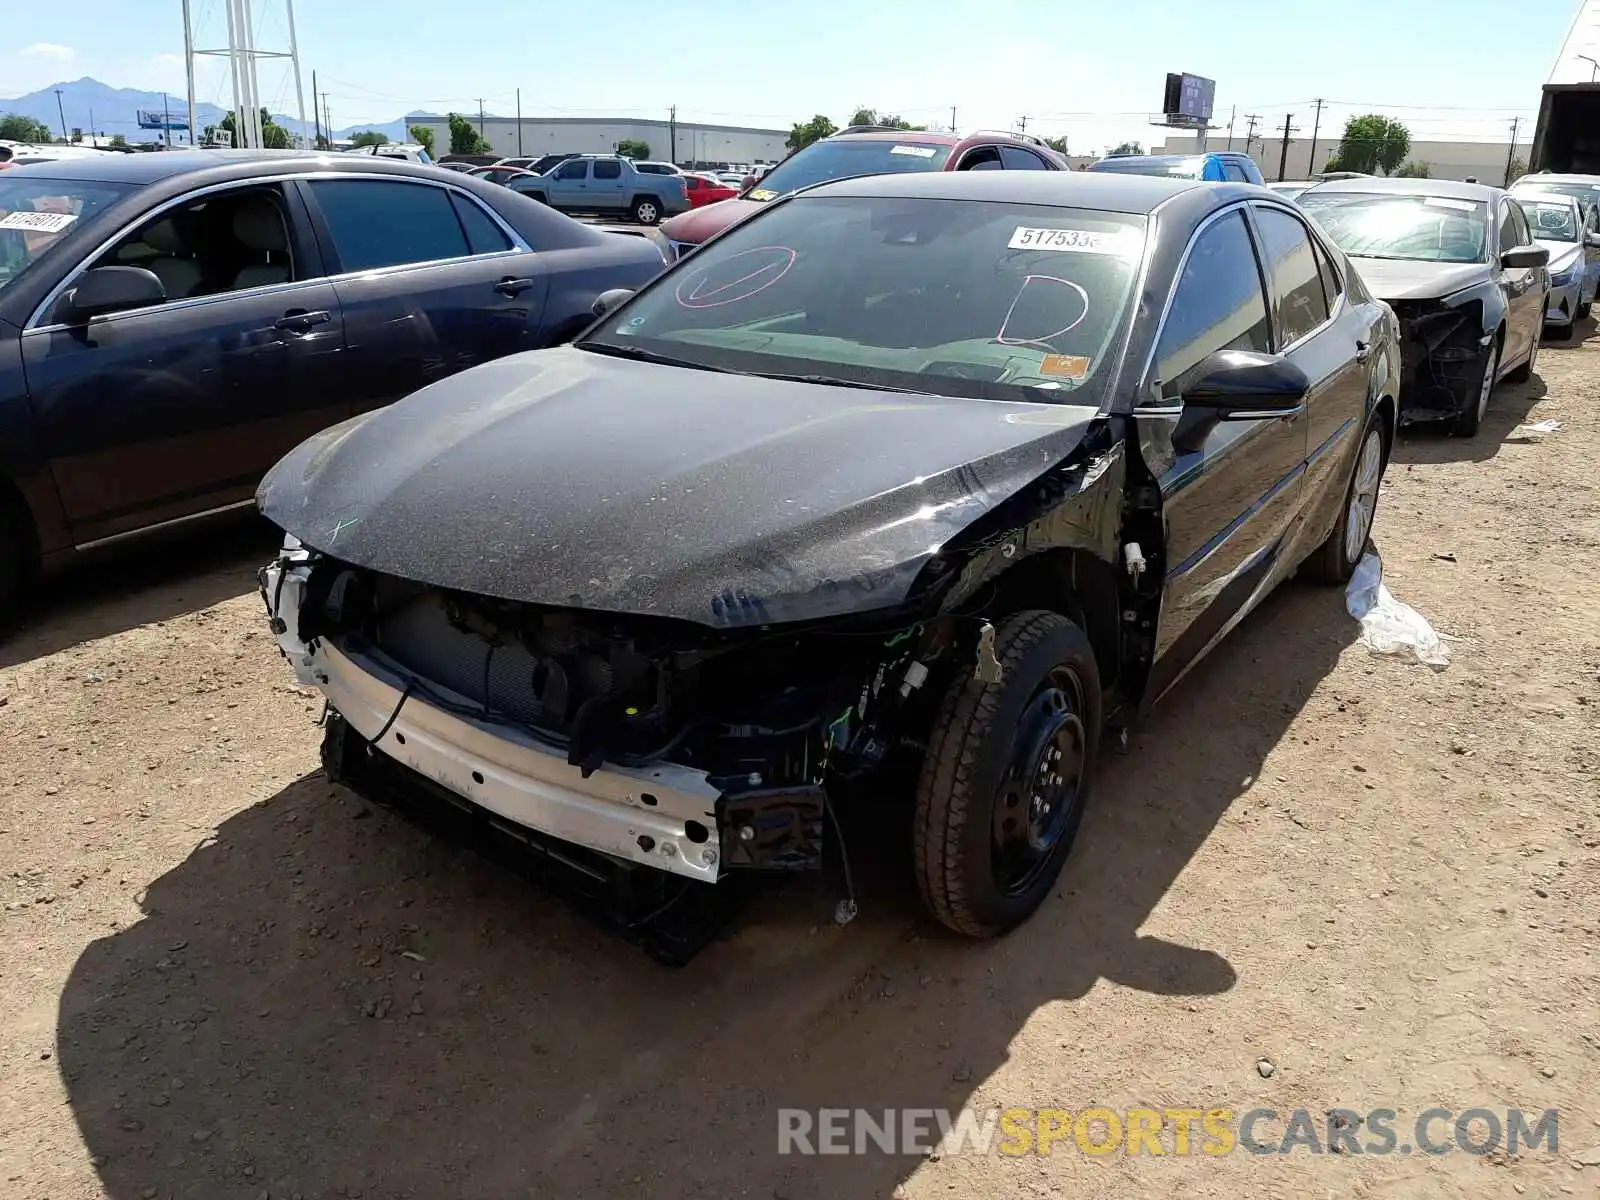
[{"x1": 675, "y1": 246, "x2": 797, "y2": 308}]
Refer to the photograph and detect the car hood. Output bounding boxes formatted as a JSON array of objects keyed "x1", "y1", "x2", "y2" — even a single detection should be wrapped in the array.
[
  {"x1": 257, "y1": 346, "x2": 1099, "y2": 628},
  {"x1": 1346, "y1": 257, "x2": 1492, "y2": 301},
  {"x1": 1537, "y1": 240, "x2": 1584, "y2": 275},
  {"x1": 660, "y1": 197, "x2": 764, "y2": 245}
]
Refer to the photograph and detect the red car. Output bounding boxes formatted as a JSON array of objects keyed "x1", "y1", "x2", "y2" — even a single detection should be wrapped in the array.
[
  {"x1": 660, "y1": 126, "x2": 1069, "y2": 256},
  {"x1": 683, "y1": 172, "x2": 737, "y2": 208}
]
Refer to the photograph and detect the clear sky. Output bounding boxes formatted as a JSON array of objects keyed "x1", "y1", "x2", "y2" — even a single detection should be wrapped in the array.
[{"x1": 0, "y1": 0, "x2": 1580, "y2": 153}]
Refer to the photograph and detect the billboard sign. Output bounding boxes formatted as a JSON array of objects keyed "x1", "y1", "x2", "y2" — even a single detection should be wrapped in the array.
[
  {"x1": 136, "y1": 110, "x2": 190, "y2": 131},
  {"x1": 1162, "y1": 73, "x2": 1217, "y2": 125}
]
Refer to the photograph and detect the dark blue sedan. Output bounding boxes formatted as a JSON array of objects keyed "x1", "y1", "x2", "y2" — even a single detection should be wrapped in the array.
[{"x1": 0, "y1": 151, "x2": 666, "y2": 621}]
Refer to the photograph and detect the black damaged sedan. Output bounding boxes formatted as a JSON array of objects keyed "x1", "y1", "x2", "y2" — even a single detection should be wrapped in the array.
[
  {"x1": 259, "y1": 171, "x2": 1401, "y2": 953},
  {"x1": 1299, "y1": 178, "x2": 1550, "y2": 437}
]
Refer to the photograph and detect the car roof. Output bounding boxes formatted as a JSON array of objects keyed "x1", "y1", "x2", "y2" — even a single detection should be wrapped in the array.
[
  {"x1": 1514, "y1": 173, "x2": 1600, "y2": 184},
  {"x1": 1307, "y1": 176, "x2": 1502, "y2": 201},
  {"x1": 0, "y1": 150, "x2": 482, "y2": 190},
  {"x1": 1513, "y1": 189, "x2": 1582, "y2": 206},
  {"x1": 801, "y1": 167, "x2": 1245, "y2": 215},
  {"x1": 829, "y1": 130, "x2": 962, "y2": 146}
]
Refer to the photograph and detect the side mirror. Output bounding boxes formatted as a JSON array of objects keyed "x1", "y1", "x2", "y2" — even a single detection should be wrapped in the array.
[
  {"x1": 591, "y1": 287, "x2": 635, "y2": 318},
  {"x1": 1180, "y1": 350, "x2": 1311, "y2": 417},
  {"x1": 1585, "y1": 232, "x2": 1600, "y2": 248},
  {"x1": 1500, "y1": 245, "x2": 1550, "y2": 270},
  {"x1": 61, "y1": 266, "x2": 166, "y2": 322}
]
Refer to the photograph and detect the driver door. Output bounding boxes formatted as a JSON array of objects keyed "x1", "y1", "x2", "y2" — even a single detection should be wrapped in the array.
[{"x1": 1135, "y1": 207, "x2": 1309, "y2": 705}]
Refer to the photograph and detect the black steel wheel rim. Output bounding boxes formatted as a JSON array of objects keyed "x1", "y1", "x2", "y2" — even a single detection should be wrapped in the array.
[{"x1": 991, "y1": 664, "x2": 1087, "y2": 897}]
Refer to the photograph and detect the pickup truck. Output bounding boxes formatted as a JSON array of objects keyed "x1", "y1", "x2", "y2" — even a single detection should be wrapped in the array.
[{"x1": 509, "y1": 155, "x2": 689, "y2": 226}]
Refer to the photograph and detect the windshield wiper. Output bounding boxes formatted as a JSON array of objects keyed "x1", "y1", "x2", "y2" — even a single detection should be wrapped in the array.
[
  {"x1": 746, "y1": 371, "x2": 926, "y2": 394},
  {"x1": 575, "y1": 341, "x2": 734, "y2": 372}
]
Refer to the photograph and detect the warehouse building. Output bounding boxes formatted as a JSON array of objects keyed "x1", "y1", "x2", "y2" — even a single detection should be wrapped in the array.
[{"x1": 412, "y1": 115, "x2": 790, "y2": 168}]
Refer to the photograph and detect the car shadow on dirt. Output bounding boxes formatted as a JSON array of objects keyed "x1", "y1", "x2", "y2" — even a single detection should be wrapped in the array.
[
  {"x1": 1389, "y1": 370, "x2": 1551, "y2": 468},
  {"x1": 0, "y1": 520, "x2": 277, "y2": 671},
  {"x1": 56, "y1": 580, "x2": 1355, "y2": 1199}
]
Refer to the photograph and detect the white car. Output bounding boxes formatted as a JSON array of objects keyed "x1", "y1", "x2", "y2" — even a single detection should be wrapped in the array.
[
  {"x1": 1513, "y1": 190, "x2": 1599, "y2": 333},
  {"x1": 344, "y1": 142, "x2": 434, "y2": 165}
]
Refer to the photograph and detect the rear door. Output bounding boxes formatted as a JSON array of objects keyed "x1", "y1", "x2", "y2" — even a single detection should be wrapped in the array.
[
  {"x1": 20, "y1": 180, "x2": 346, "y2": 545},
  {"x1": 589, "y1": 159, "x2": 627, "y2": 210},
  {"x1": 1135, "y1": 206, "x2": 1309, "y2": 704},
  {"x1": 299, "y1": 176, "x2": 548, "y2": 414}
]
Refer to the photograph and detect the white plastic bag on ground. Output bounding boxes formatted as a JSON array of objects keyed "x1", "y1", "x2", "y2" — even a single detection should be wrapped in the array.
[
  {"x1": 1508, "y1": 418, "x2": 1562, "y2": 442},
  {"x1": 1345, "y1": 552, "x2": 1451, "y2": 669}
]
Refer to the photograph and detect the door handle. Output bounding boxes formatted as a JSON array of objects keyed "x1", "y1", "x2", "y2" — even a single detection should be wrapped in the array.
[
  {"x1": 274, "y1": 309, "x2": 332, "y2": 333},
  {"x1": 495, "y1": 276, "x2": 539, "y2": 297},
  {"x1": 1354, "y1": 339, "x2": 1371, "y2": 363}
]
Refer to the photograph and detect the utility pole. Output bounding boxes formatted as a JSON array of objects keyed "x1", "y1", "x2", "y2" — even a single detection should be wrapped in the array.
[
  {"x1": 321, "y1": 92, "x2": 331, "y2": 146},
  {"x1": 54, "y1": 89, "x2": 68, "y2": 142},
  {"x1": 1505, "y1": 116, "x2": 1521, "y2": 185},
  {"x1": 949, "y1": 105, "x2": 957, "y2": 134},
  {"x1": 1276, "y1": 113, "x2": 1298, "y2": 181},
  {"x1": 89, "y1": 107, "x2": 96, "y2": 142},
  {"x1": 311, "y1": 68, "x2": 322, "y2": 148},
  {"x1": 669, "y1": 103, "x2": 677, "y2": 164},
  {"x1": 1018, "y1": 115, "x2": 1029, "y2": 134},
  {"x1": 182, "y1": 0, "x2": 197, "y2": 143},
  {"x1": 476, "y1": 98, "x2": 486, "y2": 141},
  {"x1": 1242, "y1": 113, "x2": 1261, "y2": 158},
  {"x1": 1307, "y1": 98, "x2": 1325, "y2": 176},
  {"x1": 163, "y1": 92, "x2": 172, "y2": 147},
  {"x1": 516, "y1": 88, "x2": 523, "y2": 155},
  {"x1": 1225, "y1": 105, "x2": 1236, "y2": 150}
]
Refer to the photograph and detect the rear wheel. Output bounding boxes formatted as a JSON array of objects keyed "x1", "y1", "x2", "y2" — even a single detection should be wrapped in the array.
[
  {"x1": 631, "y1": 196, "x2": 661, "y2": 225},
  {"x1": 1306, "y1": 415, "x2": 1386, "y2": 584},
  {"x1": 913, "y1": 610, "x2": 1101, "y2": 938},
  {"x1": 1452, "y1": 338, "x2": 1500, "y2": 437}
]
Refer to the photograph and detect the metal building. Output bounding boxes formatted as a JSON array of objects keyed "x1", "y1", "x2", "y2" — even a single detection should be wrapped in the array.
[{"x1": 412, "y1": 115, "x2": 790, "y2": 168}]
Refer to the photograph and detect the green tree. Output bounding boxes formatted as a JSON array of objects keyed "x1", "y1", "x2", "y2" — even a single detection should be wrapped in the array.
[
  {"x1": 349, "y1": 130, "x2": 389, "y2": 148},
  {"x1": 218, "y1": 108, "x2": 292, "y2": 150},
  {"x1": 1043, "y1": 134, "x2": 1069, "y2": 155},
  {"x1": 447, "y1": 112, "x2": 490, "y2": 155},
  {"x1": 1394, "y1": 160, "x2": 1431, "y2": 179},
  {"x1": 1331, "y1": 114, "x2": 1411, "y2": 176},
  {"x1": 786, "y1": 114, "x2": 837, "y2": 150},
  {"x1": 845, "y1": 107, "x2": 923, "y2": 131},
  {"x1": 616, "y1": 138, "x2": 650, "y2": 159},
  {"x1": 408, "y1": 123, "x2": 435, "y2": 157},
  {"x1": 109, "y1": 133, "x2": 127, "y2": 149},
  {"x1": 1108, "y1": 140, "x2": 1144, "y2": 156},
  {"x1": 1505, "y1": 156, "x2": 1527, "y2": 185},
  {"x1": 0, "y1": 114, "x2": 55, "y2": 143}
]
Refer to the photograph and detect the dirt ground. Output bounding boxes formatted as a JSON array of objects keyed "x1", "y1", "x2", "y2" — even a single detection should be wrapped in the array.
[{"x1": 1, "y1": 331, "x2": 1597, "y2": 1200}]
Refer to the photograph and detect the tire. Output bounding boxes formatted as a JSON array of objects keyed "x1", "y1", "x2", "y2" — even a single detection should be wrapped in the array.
[
  {"x1": 1578, "y1": 300, "x2": 1592, "y2": 321},
  {"x1": 1305, "y1": 414, "x2": 1387, "y2": 584},
  {"x1": 913, "y1": 610, "x2": 1102, "y2": 938},
  {"x1": 630, "y1": 196, "x2": 662, "y2": 225},
  {"x1": 1507, "y1": 327, "x2": 1539, "y2": 382},
  {"x1": 1451, "y1": 337, "x2": 1500, "y2": 437}
]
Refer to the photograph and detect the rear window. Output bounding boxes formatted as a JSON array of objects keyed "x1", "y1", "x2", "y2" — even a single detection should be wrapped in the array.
[
  {"x1": 751, "y1": 139, "x2": 953, "y2": 199},
  {"x1": 1090, "y1": 156, "x2": 1204, "y2": 179}
]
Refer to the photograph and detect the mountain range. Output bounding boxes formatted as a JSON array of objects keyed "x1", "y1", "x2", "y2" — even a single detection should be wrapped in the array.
[{"x1": 0, "y1": 77, "x2": 445, "y2": 143}]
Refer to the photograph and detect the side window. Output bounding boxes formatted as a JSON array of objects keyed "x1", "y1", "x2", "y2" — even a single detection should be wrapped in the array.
[
  {"x1": 1498, "y1": 204, "x2": 1520, "y2": 253},
  {"x1": 308, "y1": 180, "x2": 470, "y2": 272},
  {"x1": 1509, "y1": 202, "x2": 1533, "y2": 247},
  {"x1": 1223, "y1": 161, "x2": 1250, "y2": 183},
  {"x1": 1253, "y1": 206, "x2": 1331, "y2": 347},
  {"x1": 1311, "y1": 235, "x2": 1343, "y2": 312},
  {"x1": 91, "y1": 185, "x2": 297, "y2": 304},
  {"x1": 556, "y1": 160, "x2": 589, "y2": 181},
  {"x1": 449, "y1": 193, "x2": 513, "y2": 255},
  {"x1": 593, "y1": 160, "x2": 622, "y2": 180},
  {"x1": 999, "y1": 146, "x2": 1048, "y2": 171},
  {"x1": 1152, "y1": 210, "x2": 1272, "y2": 401},
  {"x1": 957, "y1": 146, "x2": 1003, "y2": 171}
]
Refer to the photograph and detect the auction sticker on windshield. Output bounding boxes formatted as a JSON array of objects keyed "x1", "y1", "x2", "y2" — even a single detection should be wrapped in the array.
[
  {"x1": 749, "y1": 189, "x2": 777, "y2": 201},
  {"x1": 889, "y1": 145, "x2": 938, "y2": 158},
  {"x1": 1422, "y1": 198, "x2": 1477, "y2": 212},
  {"x1": 1009, "y1": 226, "x2": 1140, "y2": 258},
  {"x1": 0, "y1": 211, "x2": 78, "y2": 233}
]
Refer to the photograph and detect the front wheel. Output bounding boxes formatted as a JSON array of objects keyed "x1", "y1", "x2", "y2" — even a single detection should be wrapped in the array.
[
  {"x1": 1451, "y1": 338, "x2": 1499, "y2": 437},
  {"x1": 1306, "y1": 416, "x2": 1386, "y2": 584},
  {"x1": 631, "y1": 197, "x2": 661, "y2": 225},
  {"x1": 913, "y1": 611, "x2": 1101, "y2": 938},
  {"x1": 0, "y1": 499, "x2": 34, "y2": 630}
]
